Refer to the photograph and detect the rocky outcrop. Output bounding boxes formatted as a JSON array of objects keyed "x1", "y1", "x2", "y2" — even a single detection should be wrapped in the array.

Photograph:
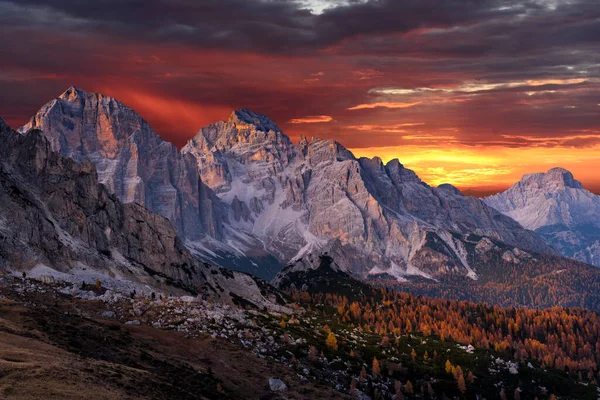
[
  {"x1": 486, "y1": 168, "x2": 600, "y2": 267},
  {"x1": 19, "y1": 86, "x2": 225, "y2": 241},
  {"x1": 183, "y1": 109, "x2": 554, "y2": 281},
  {"x1": 0, "y1": 117, "x2": 286, "y2": 308}
]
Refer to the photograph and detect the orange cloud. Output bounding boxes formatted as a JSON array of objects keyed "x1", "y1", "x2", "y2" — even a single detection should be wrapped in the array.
[
  {"x1": 348, "y1": 123, "x2": 425, "y2": 131},
  {"x1": 347, "y1": 101, "x2": 422, "y2": 110},
  {"x1": 289, "y1": 115, "x2": 334, "y2": 124}
]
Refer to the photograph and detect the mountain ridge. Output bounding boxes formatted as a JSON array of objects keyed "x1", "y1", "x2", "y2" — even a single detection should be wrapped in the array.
[{"x1": 179, "y1": 102, "x2": 556, "y2": 281}]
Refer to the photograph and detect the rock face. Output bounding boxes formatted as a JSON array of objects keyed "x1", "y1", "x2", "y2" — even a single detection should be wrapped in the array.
[
  {"x1": 20, "y1": 88, "x2": 285, "y2": 279},
  {"x1": 19, "y1": 86, "x2": 225, "y2": 241},
  {"x1": 183, "y1": 109, "x2": 554, "y2": 281},
  {"x1": 486, "y1": 168, "x2": 600, "y2": 267},
  {"x1": 0, "y1": 117, "x2": 287, "y2": 309}
]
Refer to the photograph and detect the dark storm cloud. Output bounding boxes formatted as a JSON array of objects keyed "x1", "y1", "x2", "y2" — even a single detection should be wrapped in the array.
[{"x1": 2, "y1": 0, "x2": 589, "y2": 54}]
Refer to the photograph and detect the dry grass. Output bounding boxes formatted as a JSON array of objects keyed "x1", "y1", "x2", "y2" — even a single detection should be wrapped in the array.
[{"x1": 0, "y1": 296, "x2": 347, "y2": 399}]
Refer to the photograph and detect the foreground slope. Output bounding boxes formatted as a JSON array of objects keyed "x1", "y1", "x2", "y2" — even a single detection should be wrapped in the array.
[
  {"x1": 0, "y1": 279, "x2": 341, "y2": 400},
  {"x1": 486, "y1": 168, "x2": 600, "y2": 267},
  {"x1": 1, "y1": 262, "x2": 596, "y2": 399},
  {"x1": 0, "y1": 117, "x2": 284, "y2": 308}
]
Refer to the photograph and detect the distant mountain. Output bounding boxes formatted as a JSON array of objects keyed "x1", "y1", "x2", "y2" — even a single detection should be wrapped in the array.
[
  {"x1": 486, "y1": 168, "x2": 600, "y2": 267},
  {"x1": 182, "y1": 108, "x2": 554, "y2": 281},
  {"x1": 0, "y1": 116, "x2": 285, "y2": 309}
]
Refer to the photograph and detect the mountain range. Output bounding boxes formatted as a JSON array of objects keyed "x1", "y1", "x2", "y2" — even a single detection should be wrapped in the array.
[
  {"x1": 2, "y1": 85, "x2": 600, "y2": 312},
  {"x1": 19, "y1": 87, "x2": 555, "y2": 284},
  {"x1": 486, "y1": 168, "x2": 600, "y2": 267}
]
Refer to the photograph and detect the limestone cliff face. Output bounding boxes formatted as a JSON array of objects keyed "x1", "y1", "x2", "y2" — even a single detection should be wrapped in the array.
[
  {"x1": 19, "y1": 87, "x2": 225, "y2": 241},
  {"x1": 183, "y1": 109, "x2": 555, "y2": 281},
  {"x1": 486, "y1": 168, "x2": 600, "y2": 267},
  {"x1": 1, "y1": 118, "x2": 197, "y2": 290},
  {"x1": 0, "y1": 117, "x2": 287, "y2": 309}
]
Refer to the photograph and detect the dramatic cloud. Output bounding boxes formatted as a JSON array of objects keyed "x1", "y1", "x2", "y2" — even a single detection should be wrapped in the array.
[
  {"x1": 347, "y1": 102, "x2": 422, "y2": 110},
  {"x1": 289, "y1": 115, "x2": 334, "y2": 123},
  {"x1": 0, "y1": 0, "x2": 598, "y2": 193}
]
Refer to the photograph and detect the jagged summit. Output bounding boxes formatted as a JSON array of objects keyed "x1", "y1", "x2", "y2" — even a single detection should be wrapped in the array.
[
  {"x1": 229, "y1": 108, "x2": 282, "y2": 133},
  {"x1": 53, "y1": 86, "x2": 136, "y2": 118},
  {"x1": 485, "y1": 167, "x2": 600, "y2": 267},
  {"x1": 19, "y1": 87, "x2": 225, "y2": 242},
  {"x1": 486, "y1": 167, "x2": 591, "y2": 228},
  {"x1": 58, "y1": 85, "x2": 87, "y2": 100},
  {"x1": 18, "y1": 86, "x2": 159, "y2": 147},
  {"x1": 0, "y1": 116, "x2": 8, "y2": 131},
  {"x1": 185, "y1": 108, "x2": 292, "y2": 154},
  {"x1": 519, "y1": 167, "x2": 584, "y2": 191}
]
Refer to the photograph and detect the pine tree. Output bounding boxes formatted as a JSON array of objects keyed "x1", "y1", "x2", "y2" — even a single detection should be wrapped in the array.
[
  {"x1": 372, "y1": 356, "x2": 381, "y2": 377},
  {"x1": 457, "y1": 369, "x2": 466, "y2": 393},
  {"x1": 404, "y1": 380, "x2": 413, "y2": 394},
  {"x1": 445, "y1": 360, "x2": 453, "y2": 374},
  {"x1": 359, "y1": 366, "x2": 367, "y2": 383},
  {"x1": 466, "y1": 370, "x2": 475, "y2": 384},
  {"x1": 326, "y1": 331, "x2": 338, "y2": 350}
]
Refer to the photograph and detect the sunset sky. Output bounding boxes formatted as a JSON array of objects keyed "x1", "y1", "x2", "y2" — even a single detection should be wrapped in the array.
[{"x1": 1, "y1": 0, "x2": 599, "y2": 194}]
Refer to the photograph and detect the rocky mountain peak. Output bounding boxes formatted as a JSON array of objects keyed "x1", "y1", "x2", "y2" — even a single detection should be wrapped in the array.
[
  {"x1": 58, "y1": 85, "x2": 85, "y2": 101},
  {"x1": 186, "y1": 109, "x2": 292, "y2": 155},
  {"x1": 229, "y1": 108, "x2": 282, "y2": 133},
  {"x1": 297, "y1": 136, "x2": 355, "y2": 165},
  {"x1": 0, "y1": 116, "x2": 9, "y2": 131},
  {"x1": 485, "y1": 167, "x2": 600, "y2": 267},
  {"x1": 20, "y1": 87, "x2": 226, "y2": 242},
  {"x1": 520, "y1": 167, "x2": 584, "y2": 192},
  {"x1": 19, "y1": 86, "x2": 164, "y2": 156},
  {"x1": 437, "y1": 183, "x2": 463, "y2": 196}
]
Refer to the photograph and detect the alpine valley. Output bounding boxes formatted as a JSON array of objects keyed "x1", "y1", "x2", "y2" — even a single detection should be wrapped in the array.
[{"x1": 1, "y1": 87, "x2": 600, "y2": 399}]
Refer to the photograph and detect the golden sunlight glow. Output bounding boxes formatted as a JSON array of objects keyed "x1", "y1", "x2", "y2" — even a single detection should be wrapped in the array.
[{"x1": 352, "y1": 144, "x2": 600, "y2": 191}]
